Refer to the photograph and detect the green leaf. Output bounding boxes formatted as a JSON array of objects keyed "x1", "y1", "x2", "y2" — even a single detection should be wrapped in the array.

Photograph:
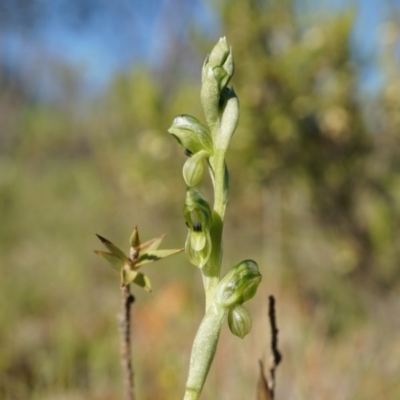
[
  {"x1": 121, "y1": 268, "x2": 138, "y2": 286},
  {"x1": 94, "y1": 250, "x2": 126, "y2": 271},
  {"x1": 139, "y1": 234, "x2": 165, "y2": 253},
  {"x1": 133, "y1": 272, "x2": 152, "y2": 292},
  {"x1": 96, "y1": 234, "x2": 127, "y2": 260},
  {"x1": 136, "y1": 248, "x2": 184, "y2": 267}
]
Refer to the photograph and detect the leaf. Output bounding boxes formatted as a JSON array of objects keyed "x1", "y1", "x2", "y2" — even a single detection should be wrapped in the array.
[
  {"x1": 139, "y1": 234, "x2": 165, "y2": 253},
  {"x1": 94, "y1": 250, "x2": 126, "y2": 271},
  {"x1": 136, "y1": 248, "x2": 184, "y2": 267},
  {"x1": 132, "y1": 272, "x2": 152, "y2": 292},
  {"x1": 96, "y1": 234, "x2": 127, "y2": 260},
  {"x1": 121, "y1": 268, "x2": 138, "y2": 286}
]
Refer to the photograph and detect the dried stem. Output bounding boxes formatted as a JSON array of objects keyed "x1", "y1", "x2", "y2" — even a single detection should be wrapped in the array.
[
  {"x1": 267, "y1": 295, "x2": 282, "y2": 397},
  {"x1": 256, "y1": 296, "x2": 283, "y2": 400},
  {"x1": 118, "y1": 284, "x2": 135, "y2": 400}
]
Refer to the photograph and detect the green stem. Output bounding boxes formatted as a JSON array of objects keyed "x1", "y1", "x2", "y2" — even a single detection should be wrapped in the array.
[
  {"x1": 183, "y1": 303, "x2": 227, "y2": 400},
  {"x1": 202, "y1": 149, "x2": 228, "y2": 310},
  {"x1": 184, "y1": 149, "x2": 229, "y2": 400}
]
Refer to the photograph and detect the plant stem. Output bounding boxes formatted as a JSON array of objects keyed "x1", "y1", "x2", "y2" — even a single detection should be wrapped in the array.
[
  {"x1": 203, "y1": 149, "x2": 228, "y2": 310},
  {"x1": 183, "y1": 304, "x2": 227, "y2": 400},
  {"x1": 118, "y1": 284, "x2": 135, "y2": 400},
  {"x1": 184, "y1": 149, "x2": 228, "y2": 399}
]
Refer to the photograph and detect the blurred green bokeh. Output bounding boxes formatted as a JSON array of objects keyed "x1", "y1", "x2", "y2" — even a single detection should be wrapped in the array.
[{"x1": 1, "y1": 1, "x2": 400, "y2": 399}]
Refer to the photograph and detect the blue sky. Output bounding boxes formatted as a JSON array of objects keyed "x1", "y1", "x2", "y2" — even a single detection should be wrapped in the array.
[{"x1": 0, "y1": 0, "x2": 398, "y2": 100}]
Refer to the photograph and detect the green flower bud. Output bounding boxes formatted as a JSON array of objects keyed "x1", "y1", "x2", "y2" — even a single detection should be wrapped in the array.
[
  {"x1": 184, "y1": 188, "x2": 212, "y2": 227},
  {"x1": 183, "y1": 188, "x2": 212, "y2": 268},
  {"x1": 208, "y1": 37, "x2": 230, "y2": 68},
  {"x1": 182, "y1": 150, "x2": 208, "y2": 187},
  {"x1": 222, "y1": 50, "x2": 234, "y2": 81},
  {"x1": 168, "y1": 114, "x2": 213, "y2": 155},
  {"x1": 215, "y1": 260, "x2": 262, "y2": 308},
  {"x1": 228, "y1": 304, "x2": 252, "y2": 338},
  {"x1": 214, "y1": 87, "x2": 239, "y2": 151},
  {"x1": 185, "y1": 230, "x2": 212, "y2": 268},
  {"x1": 201, "y1": 37, "x2": 235, "y2": 131}
]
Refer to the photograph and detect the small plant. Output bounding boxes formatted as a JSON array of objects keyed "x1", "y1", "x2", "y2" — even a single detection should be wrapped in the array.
[
  {"x1": 168, "y1": 38, "x2": 262, "y2": 399},
  {"x1": 95, "y1": 228, "x2": 184, "y2": 400},
  {"x1": 95, "y1": 37, "x2": 263, "y2": 400}
]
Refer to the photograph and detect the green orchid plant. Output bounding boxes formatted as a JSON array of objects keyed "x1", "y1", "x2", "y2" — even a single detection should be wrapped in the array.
[{"x1": 168, "y1": 37, "x2": 262, "y2": 400}]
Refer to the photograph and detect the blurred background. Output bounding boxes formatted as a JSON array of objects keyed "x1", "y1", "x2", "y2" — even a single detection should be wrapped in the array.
[{"x1": 1, "y1": 0, "x2": 400, "y2": 399}]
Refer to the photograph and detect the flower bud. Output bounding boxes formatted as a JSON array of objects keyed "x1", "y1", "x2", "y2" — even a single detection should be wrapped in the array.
[
  {"x1": 185, "y1": 231, "x2": 212, "y2": 268},
  {"x1": 214, "y1": 87, "x2": 239, "y2": 151},
  {"x1": 222, "y1": 50, "x2": 234, "y2": 81},
  {"x1": 201, "y1": 37, "x2": 235, "y2": 131},
  {"x1": 201, "y1": 65, "x2": 219, "y2": 131},
  {"x1": 182, "y1": 150, "x2": 208, "y2": 187},
  {"x1": 215, "y1": 260, "x2": 261, "y2": 308},
  {"x1": 228, "y1": 304, "x2": 252, "y2": 338},
  {"x1": 212, "y1": 66, "x2": 232, "y2": 92},
  {"x1": 183, "y1": 188, "x2": 213, "y2": 268},
  {"x1": 168, "y1": 114, "x2": 213, "y2": 155},
  {"x1": 129, "y1": 226, "x2": 140, "y2": 249},
  {"x1": 208, "y1": 37, "x2": 230, "y2": 68},
  {"x1": 184, "y1": 188, "x2": 212, "y2": 227}
]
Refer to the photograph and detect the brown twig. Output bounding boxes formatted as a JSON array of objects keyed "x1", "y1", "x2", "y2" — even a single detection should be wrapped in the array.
[
  {"x1": 267, "y1": 295, "x2": 282, "y2": 398},
  {"x1": 257, "y1": 295, "x2": 282, "y2": 400},
  {"x1": 118, "y1": 284, "x2": 135, "y2": 400}
]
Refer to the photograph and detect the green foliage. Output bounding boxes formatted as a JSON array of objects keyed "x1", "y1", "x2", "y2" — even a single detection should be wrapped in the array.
[{"x1": 95, "y1": 228, "x2": 183, "y2": 289}]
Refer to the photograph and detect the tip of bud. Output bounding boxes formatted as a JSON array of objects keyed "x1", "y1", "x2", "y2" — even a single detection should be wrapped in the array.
[
  {"x1": 130, "y1": 226, "x2": 141, "y2": 248},
  {"x1": 208, "y1": 37, "x2": 230, "y2": 68}
]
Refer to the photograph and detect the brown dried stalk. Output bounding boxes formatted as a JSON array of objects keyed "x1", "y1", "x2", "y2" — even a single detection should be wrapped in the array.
[
  {"x1": 257, "y1": 295, "x2": 282, "y2": 400},
  {"x1": 118, "y1": 284, "x2": 135, "y2": 400}
]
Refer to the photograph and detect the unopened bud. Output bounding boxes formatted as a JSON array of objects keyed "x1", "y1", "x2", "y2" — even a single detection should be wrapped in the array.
[
  {"x1": 208, "y1": 37, "x2": 230, "y2": 68},
  {"x1": 183, "y1": 188, "x2": 213, "y2": 268},
  {"x1": 228, "y1": 304, "x2": 252, "y2": 338},
  {"x1": 215, "y1": 260, "x2": 261, "y2": 308},
  {"x1": 168, "y1": 114, "x2": 213, "y2": 155},
  {"x1": 183, "y1": 150, "x2": 208, "y2": 187},
  {"x1": 129, "y1": 226, "x2": 140, "y2": 249},
  {"x1": 185, "y1": 231, "x2": 212, "y2": 268},
  {"x1": 201, "y1": 37, "x2": 235, "y2": 131},
  {"x1": 214, "y1": 87, "x2": 239, "y2": 151}
]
